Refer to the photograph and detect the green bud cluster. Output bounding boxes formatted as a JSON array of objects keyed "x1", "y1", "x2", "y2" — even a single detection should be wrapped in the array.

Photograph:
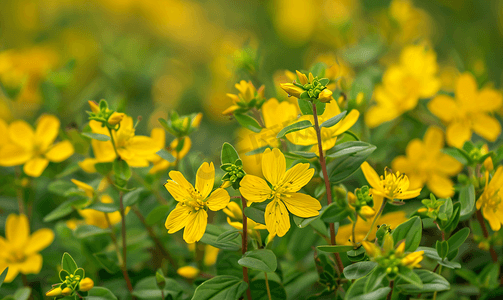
[
  {"x1": 221, "y1": 159, "x2": 245, "y2": 189},
  {"x1": 46, "y1": 253, "x2": 94, "y2": 298},
  {"x1": 86, "y1": 99, "x2": 121, "y2": 130},
  {"x1": 375, "y1": 224, "x2": 391, "y2": 244},
  {"x1": 354, "y1": 186, "x2": 374, "y2": 208},
  {"x1": 419, "y1": 194, "x2": 446, "y2": 220},
  {"x1": 303, "y1": 77, "x2": 329, "y2": 99},
  {"x1": 159, "y1": 111, "x2": 202, "y2": 138}
]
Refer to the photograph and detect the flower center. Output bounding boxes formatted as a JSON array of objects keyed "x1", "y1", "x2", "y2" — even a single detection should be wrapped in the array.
[
  {"x1": 481, "y1": 186, "x2": 501, "y2": 212},
  {"x1": 181, "y1": 188, "x2": 206, "y2": 212},
  {"x1": 381, "y1": 168, "x2": 408, "y2": 198}
]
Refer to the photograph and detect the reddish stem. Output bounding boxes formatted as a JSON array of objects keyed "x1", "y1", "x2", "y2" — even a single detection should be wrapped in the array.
[{"x1": 241, "y1": 196, "x2": 253, "y2": 300}]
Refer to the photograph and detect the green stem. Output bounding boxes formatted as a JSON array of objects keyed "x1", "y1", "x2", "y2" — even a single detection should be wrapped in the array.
[
  {"x1": 311, "y1": 100, "x2": 344, "y2": 275},
  {"x1": 107, "y1": 127, "x2": 120, "y2": 158},
  {"x1": 362, "y1": 199, "x2": 387, "y2": 243},
  {"x1": 264, "y1": 272, "x2": 272, "y2": 300},
  {"x1": 432, "y1": 266, "x2": 443, "y2": 300},
  {"x1": 352, "y1": 213, "x2": 358, "y2": 246},
  {"x1": 15, "y1": 167, "x2": 26, "y2": 215},
  {"x1": 241, "y1": 196, "x2": 253, "y2": 300},
  {"x1": 119, "y1": 192, "x2": 134, "y2": 293},
  {"x1": 476, "y1": 210, "x2": 498, "y2": 262},
  {"x1": 104, "y1": 214, "x2": 124, "y2": 266}
]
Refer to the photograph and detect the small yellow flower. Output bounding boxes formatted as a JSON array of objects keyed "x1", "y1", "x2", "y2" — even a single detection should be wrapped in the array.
[
  {"x1": 239, "y1": 148, "x2": 321, "y2": 237},
  {"x1": 203, "y1": 245, "x2": 219, "y2": 267},
  {"x1": 223, "y1": 80, "x2": 264, "y2": 114},
  {"x1": 177, "y1": 266, "x2": 199, "y2": 279},
  {"x1": 361, "y1": 162, "x2": 421, "y2": 202},
  {"x1": 0, "y1": 214, "x2": 54, "y2": 282},
  {"x1": 164, "y1": 162, "x2": 230, "y2": 243},
  {"x1": 79, "y1": 278, "x2": 94, "y2": 291},
  {"x1": 392, "y1": 126, "x2": 462, "y2": 198},
  {"x1": 361, "y1": 241, "x2": 381, "y2": 258},
  {"x1": 107, "y1": 112, "x2": 125, "y2": 126},
  {"x1": 286, "y1": 101, "x2": 360, "y2": 152},
  {"x1": 476, "y1": 166, "x2": 503, "y2": 231},
  {"x1": 0, "y1": 115, "x2": 74, "y2": 177},
  {"x1": 401, "y1": 251, "x2": 424, "y2": 268},
  {"x1": 428, "y1": 72, "x2": 502, "y2": 148}
]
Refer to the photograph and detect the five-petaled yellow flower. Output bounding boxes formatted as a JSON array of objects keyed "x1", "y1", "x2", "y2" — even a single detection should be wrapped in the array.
[
  {"x1": 0, "y1": 115, "x2": 74, "y2": 177},
  {"x1": 392, "y1": 126, "x2": 462, "y2": 198},
  {"x1": 286, "y1": 101, "x2": 360, "y2": 152},
  {"x1": 164, "y1": 162, "x2": 230, "y2": 243},
  {"x1": 0, "y1": 214, "x2": 54, "y2": 282},
  {"x1": 361, "y1": 161, "x2": 421, "y2": 202},
  {"x1": 239, "y1": 148, "x2": 321, "y2": 237},
  {"x1": 476, "y1": 166, "x2": 503, "y2": 231},
  {"x1": 428, "y1": 72, "x2": 502, "y2": 148}
]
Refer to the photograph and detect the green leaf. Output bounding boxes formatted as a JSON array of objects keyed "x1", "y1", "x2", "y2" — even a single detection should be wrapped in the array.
[
  {"x1": 93, "y1": 252, "x2": 120, "y2": 274},
  {"x1": 216, "y1": 230, "x2": 242, "y2": 247},
  {"x1": 132, "y1": 276, "x2": 183, "y2": 300},
  {"x1": 441, "y1": 202, "x2": 461, "y2": 234},
  {"x1": 245, "y1": 146, "x2": 271, "y2": 156},
  {"x1": 113, "y1": 159, "x2": 132, "y2": 181},
  {"x1": 123, "y1": 188, "x2": 145, "y2": 207},
  {"x1": 276, "y1": 120, "x2": 312, "y2": 139},
  {"x1": 325, "y1": 141, "x2": 375, "y2": 158},
  {"x1": 364, "y1": 267, "x2": 386, "y2": 294},
  {"x1": 417, "y1": 247, "x2": 461, "y2": 269},
  {"x1": 345, "y1": 274, "x2": 390, "y2": 300},
  {"x1": 12, "y1": 287, "x2": 31, "y2": 300},
  {"x1": 221, "y1": 142, "x2": 240, "y2": 165},
  {"x1": 0, "y1": 267, "x2": 8, "y2": 289},
  {"x1": 293, "y1": 215, "x2": 319, "y2": 229},
  {"x1": 442, "y1": 148, "x2": 470, "y2": 165},
  {"x1": 145, "y1": 205, "x2": 170, "y2": 226},
  {"x1": 459, "y1": 184, "x2": 475, "y2": 216},
  {"x1": 392, "y1": 216, "x2": 422, "y2": 252},
  {"x1": 156, "y1": 149, "x2": 176, "y2": 162},
  {"x1": 297, "y1": 99, "x2": 325, "y2": 115},
  {"x1": 316, "y1": 245, "x2": 354, "y2": 253},
  {"x1": 250, "y1": 279, "x2": 287, "y2": 300},
  {"x1": 238, "y1": 249, "x2": 277, "y2": 272},
  {"x1": 320, "y1": 203, "x2": 351, "y2": 223},
  {"x1": 436, "y1": 240, "x2": 450, "y2": 260},
  {"x1": 327, "y1": 142, "x2": 376, "y2": 183},
  {"x1": 94, "y1": 162, "x2": 113, "y2": 175},
  {"x1": 74, "y1": 268, "x2": 85, "y2": 278},
  {"x1": 244, "y1": 205, "x2": 266, "y2": 225},
  {"x1": 62, "y1": 252, "x2": 78, "y2": 273},
  {"x1": 234, "y1": 113, "x2": 262, "y2": 133},
  {"x1": 342, "y1": 35, "x2": 383, "y2": 66},
  {"x1": 396, "y1": 270, "x2": 449, "y2": 294},
  {"x1": 86, "y1": 202, "x2": 119, "y2": 213},
  {"x1": 397, "y1": 267, "x2": 423, "y2": 288},
  {"x1": 289, "y1": 151, "x2": 318, "y2": 159},
  {"x1": 320, "y1": 111, "x2": 347, "y2": 128},
  {"x1": 74, "y1": 225, "x2": 111, "y2": 239},
  {"x1": 200, "y1": 225, "x2": 241, "y2": 251},
  {"x1": 87, "y1": 287, "x2": 118, "y2": 300},
  {"x1": 191, "y1": 275, "x2": 248, "y2": 300},
  {"x1": 447, "y1": 228, "x2": 470, "y2": 254},
  {"x1": 43, "y1": 198, "x2": 88, "y2": 222},
  {"x1": 82, "y1": 132, "x2": 111, "y2": 142},
  {"x1": 343, "y1": 261, "x2": 377, "y2": 280},
  {"x1": 48, "y1": 180, "x2": 79, "y2": 196}
]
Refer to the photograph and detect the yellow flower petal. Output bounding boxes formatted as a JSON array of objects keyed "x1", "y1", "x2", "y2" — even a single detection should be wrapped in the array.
[
  {"x1": 423, "y1": 126, "x2": 444, "y2": 152},
  {"x1": 150, "y1": 128, "x2": 165, "y2": 150},
  {"x1": 360, "y1": 162, "x2": 382, "y2": 190},
  {"x1": 45, "y1": 140, "x2": 74, "y2": 162},
  {"x1": 18, "y1": 253, "x2": 43, "y2": 275},
  {"x1": 206, "y1": 188, "x2": 230, "y2": 211},
  {"x1": 477, "y1": 88, "x2": 503, "y2": 112},
  {"x1": 427, "y1": 95, "x2": 457, "y2": 122},
  {"x1": 0, "y1": 264, "x2": 19, "y2": 283},
  {"x1": 456, "y1": 73, "x2": 478, "y2": 105},
  {"x1": 8, "y1": 120, "x2": 34, "y2": 149},
  {"x1": 282, "y1": 193, "x2": 321, "y2": 218},
  {"x1": 472, "y1": 113, "x2": 501, "y2": 142},
  {"x1": 264, "y1": 199, "x2": 290, "y2": 237},
  {"x1": 78, "y1": 158, "x2": 98, "y2": 173},
  {"x1": 332, "y1": 109, "x2": 360, "y2": 136},
  {"x1": 483, "y1": 206, "x2": 501, "y2": 231},
  {"x1": 279, "y1": 163, "x2": 314, "y2": 193},
  {"x1": 128, "y1": 136, "x2": 158, "y2": 155},
  {"x1": 0, "y1": 144, "x2": 32, "y2": 166},
  {"x1": 165, "y1": 204, "x2": 191, "y2": 234},
  {"x1": 183, "y1": 209, "x2": 207, "y2": 243},
  {"x1": 364, "y1": 102, "x2": 400, "y2": 128},
  {"x1": 204, "y1": 245, "x2": 219, "y2": 266},
  {"x1": 6, "y1": 214, "x2": 29, "y2": 248},
  {"x1": 24, "y1": 228, "x2": 54, "y2": 256},
  {"x1": 262, "y1": 148, "x2": 286, "y2": 186},
  {"x1": 71, "y1": 179, "x2": 94, "y2": 198},
  {"x1": 34, "y1": 114, "x2": 60, "y2": 152},
  {"x1": 23, "y1": 157, "x2": 50, "y2": 177},
  {"x1": 394, "y1": 188, "x2": 422, "y2": 200},
  {"x1": 195, "y1": 162, "x2": 215, "y2": 199},
  {"x1": 426, "y1": 174, "x2": 455, "y2": 198},
  {"x1": 165, "y1": 171, "x2": 194, "y2": 201},
  {"x1": 239, "y1": 175, "x2": 271, "y2": 203},
  {"x1": 446, "y1": 121, "x2": 472, "y2": 148},
  {"x1": 177, "y1": 266, "x2": 199, "y2": 279}
]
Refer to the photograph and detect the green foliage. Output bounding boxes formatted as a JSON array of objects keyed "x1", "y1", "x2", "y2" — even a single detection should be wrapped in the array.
[
  {"x1": 191, "y1": 276, "x2": 248, "y2": 300},
  {"x1": 238, "y1": 249, "x2": 277, "y2": 273},
  {"x1": 392, "y1": 217, "x2": 422, "y2": 252}
]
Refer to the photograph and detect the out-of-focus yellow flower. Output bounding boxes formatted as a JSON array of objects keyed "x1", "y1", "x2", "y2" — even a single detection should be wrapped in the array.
[
  {"x1": 388, "y1": 0, "x2": 432, "y2": 46},
  {"x1": 177, "y1": 266, "x2": 199, "y2": 279},
  {"x1": 477, "y1": 166, "x2": 503, "y2": 231},
  {"x1": 361, "y1": 162, "x2": 421, "y2": 201},
  {"x1": 236, "y1": 128, "x2": 268, "y2": 177},
  {"x1": 0, "y1": 114, "x2": 74, "y2": 177},
  {"x1": 78, "y1": 278, "x2": 94, "y2": 292},
  {"x1": 147, "y1": 128, "x2": 191, "y2": 174},
  {"x1": 239, "y1": 148, "x2": 321, "y2": 237},
  {"x1": 401, "y1": 251, "x2": 424, "y2": 268},
  {"x1": 164, "y1": 162, "x2": 230, "y2": 243},
  {"x1": 255, "y1": 98, "x2": 299, "y2": 148},
  {"x1": 224, "y1": 201, "x2": 267, "y2": 241},
  {"x1": 79, "y1": 116, "x2": 158, "y2": 172},
  {"x1": 203, "y1": 245, "x2": 219, "y2": 267},
  {"x1": 392, "y1": 127, "x2": 463, "y2": 198},
  {"x1": 365, "y1": 44, "x2": 440, "y2": 128},
  {"x1": 46, "y1": 287, "x2": 63, "y2": 297},
  {"x1": 0, "y1": 118, "x2": 9, "y2": 148},
  {"x1": 71, "y1": 179, "x2": 94, "y2": 198},
  {"x1": 0, "y1": 214, "x2": 54, "y2": 282},
  {"x1": 428, "y1": 72, "x2": 502, "y2": 148},
  {"x1": 272, "y1": 0, "x2": 319, "y2": 46},
  {"x1": 286, "y1": 101, "x2": 360, "y2": 152}
]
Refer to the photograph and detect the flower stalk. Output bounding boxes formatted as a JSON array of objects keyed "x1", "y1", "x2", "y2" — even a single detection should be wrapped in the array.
[
  {"x1": 241, "y1": 195, "x2": 253, "y2": 300},
  {"x1": 119, "y1": 192, "x2": 134, "y2": 293}
]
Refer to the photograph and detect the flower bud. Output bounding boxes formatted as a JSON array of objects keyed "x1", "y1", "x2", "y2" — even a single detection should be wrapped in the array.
[
  {"x1": 191, "y1": 113, "x2": 203, "y2": 128},
  {"x1": 296, "y1": 70, "x2": 308, "y2": 85},
  {"x1": 78, "y1": 278, "x2": 94, "y2": 292},
  {"x1": 177, "y1": 266, "x2": 200, "y2": 279},
  {"x1": 359, "y1": 206, "x2": 376, "y2": 219},
  {"x1": 46, "y1": 287, "x2": 63, "y2": 297},
  {"x1": 382, "y1": 234, "x2": 394, "y2": 253},
  {"x1": 362, "y1": 241, "x2": 380, "y2": 258},
  {"x1": 347, "y1": 192, "x2": 357, "y2": 207},
  {"x1": 220, "y1": 180, "x2": 232, "y2": 189},
  {"x1": 318, "y1": 89, "x2": 333, "y2": 103},
  {"x1": 107, "y1": 112, "x2": 125, "y2": 126},
  {"x1": 62, "y1": 287, "x2": 73, "y2": 296},
  {"x1": 280, "y1": 83, "x2": 304, "y2": 98},
  {"x1": 88, "y1": 101, "x2": 100, "y2": 113}
]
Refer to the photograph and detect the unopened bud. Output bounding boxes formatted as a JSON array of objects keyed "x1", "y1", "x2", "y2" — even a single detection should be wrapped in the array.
[
  {"x1": 108, "y1": 112, "x2": 125, "y2": 126},
  {"x1": 78, "y1": 278, "x2": 94, "y2": 292}
]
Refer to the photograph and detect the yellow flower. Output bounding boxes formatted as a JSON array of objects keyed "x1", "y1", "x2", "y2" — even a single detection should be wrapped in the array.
[
  {"x1": 476, "y1": 166, "x2": 503, "y2": 231},
  {"x1": 359, "y1": 206, "x2": 376, "y2": 219},
  {"x1": 203, "y1": 245, "x2": 219, "y2": 267},
  {"x1": 286, "y1": 101, "x2": 360, "y2": 152},
  {"x1": 428, "y1": 72, "x2": 502, "y2": 148},
  {"x1": 362, "y1": 234, "x2": 424, "y2": 269},
  {"x1": 46, "y1": 287, "x2": 63, "y2": 297},
  {"x1": 147, "y1": 128, "x2": 191, "y2": 174},
  {"x1": 164, "y1": 162, "x2": 230, "y2": 243},
  {"x1": 392, "y1": 127, "x2": 463, "y2": 198},
  {"x1": 79, "y1": 116, "x2": 158, "y2": 172},
  {"x1": 0, "y1": 214, "x2": 54, "y2": 282},
  {"x1": 224, "y1": 201, "x2": 267, "y2": 241},
  {"x1": 79, "y1": 278, "x2": 94, "y2": 292},
  {"x1": 236, "y1": 128, "x2": 269, "y2": 176},
  {"x1": 177, "y1": 266, "x2": 199, "y2": 279},
  {"x1": 361, "y1": 162, "x2": 421, "y2": 201},
  {"x1": 279, "y1": 83, "x2": 304, "y2": 98},
  {"x1": 336, "y1": 196, "x2": 407, "y2": 245},
  {"x1": 239, "y1": 148, "x2": 321, "y2": 237},
  {"x1": 401, "y1": 251, "x2": 424, "y2": 269},
  {"x1": 223, "y1": 80, "x2": 264, "y2": 114},
  {"x1": 0, "y1": 115, "x2": 74, "y2": 177},
  {"x1": 256, "y1": 98, "x2": 299, "y2": 148},
  {"x1": 365, "y1": 44, "x2": 440, "y2": 128},
  {"x1": 107, "y1": 112, "x2": 125, "y2": 126}
]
